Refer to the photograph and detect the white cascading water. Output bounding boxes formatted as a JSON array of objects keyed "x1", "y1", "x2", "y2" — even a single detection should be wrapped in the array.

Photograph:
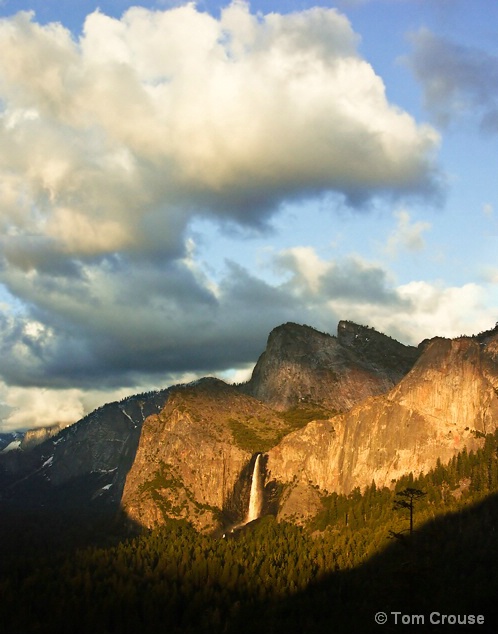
[{"x1": 246, "y1": 453, "x2": 263, "y2": 523}]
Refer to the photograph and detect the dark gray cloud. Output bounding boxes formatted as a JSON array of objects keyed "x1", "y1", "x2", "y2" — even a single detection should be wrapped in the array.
[
  {"x1": 408, "y1": 29, "x2": 498, "y2": 131},
  {"x1": 0, "y1": 256, "x2": 293, "y2": 389},
  {"x1": 276, "y1": 248, "x2": 411, "y2": 307},
  {"x1": 319, "y1": 261, "x2": 409, "y2": 306},
  {"x1": 0, "y1": 246, "x2": 417, "y2": 391}
]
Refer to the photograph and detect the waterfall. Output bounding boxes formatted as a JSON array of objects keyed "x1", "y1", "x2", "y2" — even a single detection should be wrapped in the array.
[{"x1": 246, "y1": 453, "x2": 263, "y2": 523}]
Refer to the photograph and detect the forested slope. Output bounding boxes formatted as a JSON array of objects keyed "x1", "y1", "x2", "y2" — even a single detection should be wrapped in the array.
[{"x1": 2, "y1": 431, "x2": 498, "y2": 633}]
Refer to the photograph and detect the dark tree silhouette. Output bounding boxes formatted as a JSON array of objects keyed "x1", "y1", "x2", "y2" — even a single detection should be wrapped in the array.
[{"x1": 393, "y1": 487, "x2": 427, "y2": 535}]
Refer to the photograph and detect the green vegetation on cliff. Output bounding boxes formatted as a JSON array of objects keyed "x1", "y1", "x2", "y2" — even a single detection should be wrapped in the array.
[{"x1": 229, "y1": 404, "x2": 334, "y2": 452}]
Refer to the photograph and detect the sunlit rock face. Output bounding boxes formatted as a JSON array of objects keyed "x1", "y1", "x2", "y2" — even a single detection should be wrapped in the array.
[
  {"x1": 20, "y1": 423, "x2": 68, "y2": 451},
  {"x1": 120, "y1": 379, "x2": 285, "y2": 533},
  {"x1": 267, "y1": 329, "x2": 498, "y2": 504},
  {"x1": 241, "y1": 320, "x2": 420, "y2": 412}
]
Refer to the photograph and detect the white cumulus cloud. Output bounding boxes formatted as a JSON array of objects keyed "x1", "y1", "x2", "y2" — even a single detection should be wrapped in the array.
[
  {"x1": 0, "y1": 3, "x2": 447, "y2": 429},
  {"x1": 0, "y1": 3, "x2": 441, "y2": 266}
]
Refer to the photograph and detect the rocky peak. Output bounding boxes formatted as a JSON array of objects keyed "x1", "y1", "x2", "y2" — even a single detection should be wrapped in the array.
[
  {"x1": 241, "y1": 321, "x2": 420, "y2": 412},
  {"x1": 267, "y1": 321, "x2": 332, "y2": 346},
  {"x1": 336, "y1": 319, "x2": 373, "y2": 346}
]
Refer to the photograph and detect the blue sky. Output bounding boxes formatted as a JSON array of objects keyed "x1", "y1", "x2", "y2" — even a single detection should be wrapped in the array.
[{"x1": 0, "y1": 0, "x2": 497, "y2": 430}]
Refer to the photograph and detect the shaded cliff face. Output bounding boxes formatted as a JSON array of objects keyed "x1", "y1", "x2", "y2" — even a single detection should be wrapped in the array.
[
  {"x1": 121, "y1": 378, "x2": 290, "y2": 532},
  {"x1": 0, "y1": 390, "x2": 170, "y2": 515},
  {"x1": 267, "y1": 331, "x2": 498, "y2": 519},
  {"x1": 240, "y1": 320, "x2": 420, "y2": 412}
]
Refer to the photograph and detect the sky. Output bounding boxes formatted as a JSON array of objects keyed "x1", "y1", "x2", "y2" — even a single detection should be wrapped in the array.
[{"x1": 0, "y1": 0, "x2": 497, "y2": 431}]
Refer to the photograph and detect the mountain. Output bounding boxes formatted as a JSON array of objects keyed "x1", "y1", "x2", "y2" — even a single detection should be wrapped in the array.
[
  {"x1": 240, "y1": 320, "x2": 420, "y2": 411},
  {"x1": 120, "y1": 322, "x2": 421, "y2": 531},
  {"x1": 1, "y1": 320, "x2": 497, "y2": 536},
  {"x1": 0, "y1": 389, "x2": 171, "y2": 517},
  {"x1": 266, "y1": 325, "x2": 498, "y2": 522}
]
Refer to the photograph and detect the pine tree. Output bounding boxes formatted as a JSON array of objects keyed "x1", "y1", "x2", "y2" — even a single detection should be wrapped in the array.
[{"x1": 392, "y1": 488, "x2": 427, "y2": 536}]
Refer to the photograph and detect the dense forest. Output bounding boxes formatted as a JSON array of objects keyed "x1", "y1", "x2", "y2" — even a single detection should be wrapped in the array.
[{"x1": 2, "y1": 431, "x2": 498, "y2": 633}]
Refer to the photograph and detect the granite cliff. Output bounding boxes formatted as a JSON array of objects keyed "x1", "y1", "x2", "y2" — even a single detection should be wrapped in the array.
[
  {"x1": 241, "y1": 320, "x2": 419, "y2": 411},
  {"x1": 120, "y1": 378, "x2": 288, "y2": 532},
  {"x1": 266, "y1": 326, "x2": 498, "y2": 522},
  {"x1": 120, "y1": 322, "x2": 421, "y2": 531},
  {"x1": 1, "y1": 320, "x2": 496, "y2": 534}
]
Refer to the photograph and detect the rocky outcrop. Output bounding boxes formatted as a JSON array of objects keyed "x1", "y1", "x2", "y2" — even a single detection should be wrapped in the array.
[
  {"x1": 121, "y1": 378, "x2": 289, "y2": 532},
  {"x1": 240, "y1": 321, "x2": 419, "y2": 412},
  {"x1": 267, "y1": 331, "x2": 498, "y2": 509}
]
